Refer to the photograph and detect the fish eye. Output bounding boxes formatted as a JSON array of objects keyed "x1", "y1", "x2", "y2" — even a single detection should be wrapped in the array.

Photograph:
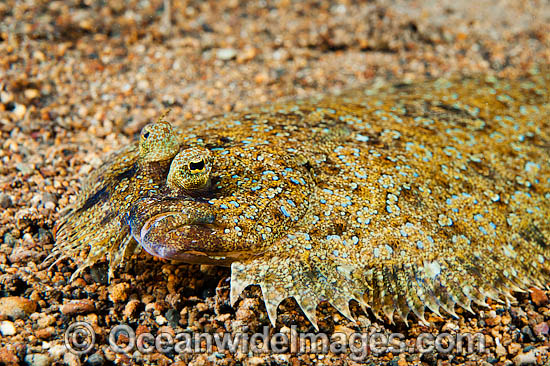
[
  {"x1": 137, "y1": 119, "x2": 179, "y2": 164},
  {"x1": 189, "y1": 160, "x2": 205, "y2": 172},
  {"x1": 167, "y1": 147, "x2": 212, "y2": 192}
]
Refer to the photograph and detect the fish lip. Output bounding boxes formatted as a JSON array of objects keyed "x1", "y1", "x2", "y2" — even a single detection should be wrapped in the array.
[
  {"x1": 138, "y1": 212, "x2": 217, "y2": 242},
  {"x1": 136, "y1": 210, "x2": 234, "y2": 263},
  {"x1": 137, "y1": 216, "x2": 254, "y2": 265},
  {"x1": 142, "y1": 224, "x2": 250, "y2": 265},
  {"x1": 154, "y1": 249, "x2": 252, "y2": 265}
]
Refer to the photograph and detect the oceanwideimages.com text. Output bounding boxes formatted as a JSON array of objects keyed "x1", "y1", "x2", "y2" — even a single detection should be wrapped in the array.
[{"x1": 66, "y1": 322, "x2": 486, "y2": 360}]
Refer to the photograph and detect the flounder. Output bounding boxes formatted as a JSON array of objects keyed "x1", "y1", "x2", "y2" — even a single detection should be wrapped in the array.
[{"x1": 53, "y1": 70, "x2": 550, "y2": 328}]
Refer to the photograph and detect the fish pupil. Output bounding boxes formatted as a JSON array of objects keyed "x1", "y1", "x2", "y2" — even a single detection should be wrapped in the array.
[{"x1": 189, "y1": 160, "x2": 205, "y2": 172}]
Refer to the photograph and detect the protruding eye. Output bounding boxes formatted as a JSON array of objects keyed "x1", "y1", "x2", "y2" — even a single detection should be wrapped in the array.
[
  {"x1": 189, "y1": 160, "x2": 205, "y2": 172},
  {"x1": 167, "y1": 147, "x2": 212, "y2": 192},
  {"x1": 138, "y1": 119, "x2": 179, "y2": 163}
]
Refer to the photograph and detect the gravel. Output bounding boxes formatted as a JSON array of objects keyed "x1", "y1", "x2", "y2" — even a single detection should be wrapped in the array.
[
  {"x1": 0, "y1": 321, "x2": 16, "y2": 336},
  {"x1": 1, "y1": 0, "x2": 549, "y2": 365}
]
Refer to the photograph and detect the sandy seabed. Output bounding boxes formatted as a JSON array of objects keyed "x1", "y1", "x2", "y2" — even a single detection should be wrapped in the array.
[{"x1": 1, "y1": 0, "x2": 550, "y2": 365}]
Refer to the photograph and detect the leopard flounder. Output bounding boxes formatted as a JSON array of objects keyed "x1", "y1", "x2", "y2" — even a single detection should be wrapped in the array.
[{"x1": 54, "y1": 70, "x2": 550, "y2": 328}]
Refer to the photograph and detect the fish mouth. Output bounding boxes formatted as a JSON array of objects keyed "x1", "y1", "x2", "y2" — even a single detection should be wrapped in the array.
[
  {"x1": 151, "y1": 247, "x2": 255, "y2": 266},
  {"x1": 134, "y1": 211, "x2": 252, "y2": 265}
]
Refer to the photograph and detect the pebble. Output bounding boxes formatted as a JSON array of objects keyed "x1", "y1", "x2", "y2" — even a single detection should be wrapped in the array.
[
  {"x1": 0, "y1": 346, "x2": 19, "y2": 366},
  {"x1": 513, "y1": 351, "x2": 539, "y2": 366},
  {"x1": 0, "y1": 90, "x2": 13, "y2": 103},
  {"x1": 216, "y1": 48, "x2": 237, "y2": 60},
  {"x1": 508, "y1": 343, "x2": 522, "y2": 356},
  {"x1": 530, "y1": 288, "x2": 549, "y2": 307},
  {"x1": 533, "y1": 321, "x2": 549, "y2": 337},
  {"x1": 24, "y1": 89, "x2": 40, "y2": 100},
  {"x1": 502, "y1": 314, "x2": 512, "y2": 325},
  {"x1": 189, "y1": 355, "x2": 209, "y2": 366},
  {"x1": 123, "y1": 300, "x2": 141, "y2": 319},
  {"x1": 0, "y1": 297, "x2": 37, "y2": 320},
  {"x1": 0, "y1": 194, "x2": 12, "y2": 208},
  {"x1": 48, "y1": 345, "x2": 66, "y2": 359},
  {"x1": 63, "y1": 352, "x2": 81, "y2": 366},
  {"x1": 90, "y1": 266, "x2": 108, "y2": 285},
  {"x1": 11, "y1": 103, "x2": 26, "y2": 119},
  {"x1": 38, "y1": 228, "x2": 53, "y2": 244},
  {"x1": 441, "y1": 321, "x2": 459, "y2": 332},
  {"x1": 0, "y1": 321, "x2": 16, "y2": 336},
  {"x1": 486, "y1": 315, "x2": 502, "y2": 327},
  {"x1": 195, "y1": 302, "x2": 210, "y2": 312},
  {"x1": 165, "y1": 308, "x2": 180, "y2": 327},
  {"x1": 3, "y1": 233, "x2": 17, "y2": 247},
  {"x1": 103, "y1": 347, "x2": 115, "y2": 362},
  {"x1": 60, "y1": 299, "x2": 95, "y2": 315},
  {"x1": 495, "y1": 342, "x2": 507, "y2": 358},
  {"x1": 24, "y1": 354, "x2": 52, "y2": 366},
  {"x1": 521, "y1": 325, "x2": 535, "y2": 342},
  {"x1": 235, "y1": 308, "x2": 255, "y2": 323},
  {"x1": 9, "y1": 247, "x2": 42, "y2": 263},
  {"x1": 247, "y1": 357, "x2": 265, "y2": 366},
  {"x1": 155, "y1": 315, "x2": 167, "y2": 325},
  {"x1": 333, "y1": 325, "x2": 355, "y2": 338},
  {"x1": 35, "y1": 327, "x2": 54, "y2": 339},
  {"x1": 523, "y1": 345, "x2": 536, "y2": 353},
  {"x1": 108, "y1": 282, "x2": 130, "y2": 303},
  {"x1": 237, "y1": 46, "x2": 257, "y2": 63},
  {"x1": 36, "y1": 314, "x2": 56, "y2": 328},
  {"x1": 144, "y1": 302, "x2": 156, "y2": 313},
  {"x1": 32, "y1": 50, "x2": 46, "y2": 62},
  {"x1": 15, "y1": 162, "x2": 33, "y2": 175},
  {"x1": 86, "y1": 353, "x2": 105, "y2": 366}
]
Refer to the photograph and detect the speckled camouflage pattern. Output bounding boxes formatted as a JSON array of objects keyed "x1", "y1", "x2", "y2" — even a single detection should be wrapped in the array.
[
  {"x1": 52, "y1": 119, "x2": 180, "y2": 279},
  {"x1": 54, "y1": 69, "x2": 550, "y2": 329}
]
